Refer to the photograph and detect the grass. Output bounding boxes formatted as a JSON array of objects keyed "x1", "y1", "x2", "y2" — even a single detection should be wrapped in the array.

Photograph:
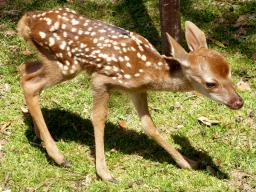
[{"x1": 0, "y1": 0, "x2": 255, "y2": 191}]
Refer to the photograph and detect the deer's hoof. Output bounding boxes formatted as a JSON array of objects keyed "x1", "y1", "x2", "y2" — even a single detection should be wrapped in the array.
[
  {"x1": 97, "y1": 170, "x2": 118, "y2": 183},
  {"x1": 61, "y1": 159, "x2": 71, "y2": 168},
  {"x1": 184, "y1": 157, "x2": 199, "y2": 170},
  {"x1": 109, "y1": 177, "x2": 119, "y2": 184}
]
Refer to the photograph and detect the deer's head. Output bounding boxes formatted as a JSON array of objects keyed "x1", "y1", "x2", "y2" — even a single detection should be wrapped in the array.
[{"x1": 166, "y1": 21, "x2": 243, "y2": 109}]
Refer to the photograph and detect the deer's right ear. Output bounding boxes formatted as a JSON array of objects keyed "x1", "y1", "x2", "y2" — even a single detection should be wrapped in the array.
[
  {"x1": 166, "y1": 33, "x2": 189, "y2": 67},
  {"x1": 185, "y1": 21, "x2": 208, "y2": 51}
]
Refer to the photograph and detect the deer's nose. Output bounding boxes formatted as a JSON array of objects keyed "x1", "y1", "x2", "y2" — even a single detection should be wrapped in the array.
[{"x1": 228, "y1": 95, "x2": 244, "y2": 110}]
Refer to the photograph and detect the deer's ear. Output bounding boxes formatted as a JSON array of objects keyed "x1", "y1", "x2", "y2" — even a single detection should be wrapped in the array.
[
  {"x1": 166, "y1": 33, "x2": 189, "y2": 67},
  {"x1": 185, "y1": 21, "x2": 208, "y2": 51}
]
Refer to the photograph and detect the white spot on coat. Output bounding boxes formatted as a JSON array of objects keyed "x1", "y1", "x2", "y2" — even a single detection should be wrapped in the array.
[
  {"x1": 71, "y1": 28, "x2": 77, "y2": 32},
  {"x1": 124, "y1": 56, "x2": 130, "y2": 61},
  {"x1": 146, "y1": 61, "x2": 151, "y2": 66},
  {"x1": 99, "y1": 29, "x2": 106, "y2": 33},
  {"x1": 49, "y1": 37, "x2": 55, "y2": 46},
  {"x1": 124, "y1": 74, "x2": 131, "y2": 79},
  {"x1": 126, "y1": 62, "x2": 132, "y2": 68},
  {"x1": 39, "y1": 31, "x2": 46, "y2": 39},
  {"x1": 54, "y1": 22, "x2": 60, "y2": 30},
  {"x1": 60, "y1": 41, "x2": 67, "y2": 50},
  {"x1": 63, "y1": 31, "x2": 68, "y2": 38},
  {"x1": 141, "y1": 54, "x2": 147, "y2": 61},
  {"x1": 61, "y1": 24, "x2": 67, "y2": 30},
  {"x1": 46, "y1": 18, "x2": 52, "y2": 25},
  {"x1": 71, "y1": 18, "x2": 79, "y2": 25}
]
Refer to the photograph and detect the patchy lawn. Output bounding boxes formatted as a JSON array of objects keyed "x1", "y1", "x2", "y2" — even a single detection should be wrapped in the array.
[{"x1": 0, "y1": 0, "x2": 255, "y2": 191}]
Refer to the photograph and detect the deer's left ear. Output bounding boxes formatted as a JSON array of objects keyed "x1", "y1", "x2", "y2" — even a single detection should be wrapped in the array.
[
  {"x1": 166, "y1": 33, "x2": 189, "y2": 67},
  {"x1": 185, "y1": 21, "x2": 208, "y2": 51}
]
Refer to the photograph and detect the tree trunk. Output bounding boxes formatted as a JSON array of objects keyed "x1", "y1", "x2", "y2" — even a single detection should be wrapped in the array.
[{"x1": 159, "y1": 0, "x2": 181, "y2": 55}]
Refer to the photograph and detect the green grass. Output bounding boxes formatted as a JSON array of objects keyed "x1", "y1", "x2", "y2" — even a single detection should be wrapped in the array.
[{"x1": 0, "y1": 0, "x2": 256, "y2": 191}]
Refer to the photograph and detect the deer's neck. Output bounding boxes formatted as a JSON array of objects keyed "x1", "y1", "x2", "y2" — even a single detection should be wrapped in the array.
[{"x1": 148, "y1": 63, "x2": 193, "y2": 92}]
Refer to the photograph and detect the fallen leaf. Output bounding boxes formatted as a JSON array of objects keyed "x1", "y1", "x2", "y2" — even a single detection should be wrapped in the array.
[
  {"x1": 215, "y1": 159, "x2": 222, "y2": 166},
  {"x1": 208, "y1": 37, "x2": 226, "y2": 48},
  {"x1": 128, "y1": 181, "x2": 133, "y2": 188},
  {"x1": 193, "y1": 91, "x2": 201, "y2": 97},
  {"x1": 110, "y1": 147, "x2": 117, "y2": 152},
  {"x1": 0, "y1": 140, "x2": 7, "y2": 159},
  {"x1": 118, "y1": 120, "x2": 127, "y2": 129},
  {"x1": 112, "y1": 0, "x2": 119, "y2": 3},
  {"x1": 0, "y1": 24, "x2": 6, "y2": 30},
  {"x1": 234, "y1": 13, "x2": 256, "y2": 28},
  {"x1": 2, "y1": 189, "x2": 11, "y2": 192},
  {"x1": 231, "y1": 170, "x2": 250, "y2": 180},
  {"x1": 0, "y1": 140, "x2": 7, "y2": 150},
  {"x1": 234, "y1": 27, "x2": 247, "y2": 39},
  {"x1": 198, "y1": 116, "x2": 220, "y2": 126},
  {"x1": 135, "y1": 179, "x2": 144, "y2": 186},
  {"x1": 1, "y1": 10, "x2": 19, "y2": 17},
  {"x1": 248, "y1": 110, "x2": 255, "y2": 118},
  {"x1": 228, "y1": 170, "x2": 256, "y2": 192},
  {"x1": 170, "y1": 102, "x2": 182, "y2": 110},
  {"x1": 21, "y1": 105, "x2": 29, "y2": 114},
  {"x1": 236, "y1": 79, "x2": 251, "y2": 92},
  {"x1": 173, "y1": 102, "x2": 181, "y2": 109},
  {"x1": 248, "y1": 136, "x2": 253, "y2": 150},
  {"x1": 235, "y1": 15, "x2": 247, "y2": 27},
  {"x1": 9, "y1": 45, "x2": 19, "y2": 52},
  {"x1": 176, "y1": 124, "x2": 184, "y2": 129},
  {"x1": 22, "y1": 49, "x2": 32, "y2": 56},
  {"x1": 151, "y1": 106, "x2": 161, "y2": 112},
  {"x1": 242, "y1": 76, "x2": 254, "y2": 81},
  {"x1": 4, "y1": 83, "x2": 10, "y2": 91},
  {"x1": 0, "y1": 122, "x2": 11, "y2": 135},
  {"x1": 235, "y1": 116, "x2": 243, "y2": 123},
  {"x1": 5, "y1": 30, "x2": 16, "y2": 36},
  {"x1": 81, "y1": 174, "x2": 93, "y2": 187},
  {"x1": 0, "y1": 83, "x2": 11, "y2": 96}
]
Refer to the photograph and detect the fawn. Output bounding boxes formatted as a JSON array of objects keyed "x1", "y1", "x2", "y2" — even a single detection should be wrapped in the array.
[{"x1": 17, "y1": 8, "x2": 243, "y2": 182}]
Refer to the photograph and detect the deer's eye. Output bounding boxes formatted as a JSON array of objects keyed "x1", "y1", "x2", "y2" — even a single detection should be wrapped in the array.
[{"x1": 205, "y1": 82, "x2": 217, "y2": 89}]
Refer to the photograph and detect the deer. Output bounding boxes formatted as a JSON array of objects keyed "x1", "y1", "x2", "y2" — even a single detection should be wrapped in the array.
[{"x1": 17, "y1": 8, "x2": 243, "y2": 182}]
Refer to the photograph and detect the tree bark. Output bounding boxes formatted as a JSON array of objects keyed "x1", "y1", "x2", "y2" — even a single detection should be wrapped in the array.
[{"x1": 159, "y1": 0, "x2": 181, "y2": 55}]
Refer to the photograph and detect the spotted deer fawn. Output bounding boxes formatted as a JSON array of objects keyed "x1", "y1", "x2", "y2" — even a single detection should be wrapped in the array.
[{"x1": 17, "y1": 8, "x2": 243, "y2": 182}]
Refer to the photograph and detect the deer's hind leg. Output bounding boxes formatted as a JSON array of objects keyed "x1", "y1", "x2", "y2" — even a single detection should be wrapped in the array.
[{"x1": 19, "y1": 59, "x2": 70, "y2": 166}]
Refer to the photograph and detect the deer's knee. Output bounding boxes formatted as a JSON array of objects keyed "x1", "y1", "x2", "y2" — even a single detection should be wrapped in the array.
[
  {"x1": 19, "y1": 61, "x2": 46, "y2": 96},
  {"x1": 140, "y1": 116, "x2": 158, "y2": 137},
  {"x1": 21, "y1": 61, "x2": 43, "y2": 74}
]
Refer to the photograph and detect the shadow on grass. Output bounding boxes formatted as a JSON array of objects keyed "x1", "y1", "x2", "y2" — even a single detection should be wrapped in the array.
[
  {"x1": 24, "y1": 108, "x2": 228, "y2": 179},
  {"x1": 172, "y1": 135, "x2": 228, "y2": 179}
]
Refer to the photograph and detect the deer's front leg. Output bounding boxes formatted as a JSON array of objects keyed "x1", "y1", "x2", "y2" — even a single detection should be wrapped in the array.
[
  {"x1": 130, "y1": 92, "x2": 198, "y2": 169},
  {"x1": 91, "y1": 85, "x2": 117, "y2": 183}
]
